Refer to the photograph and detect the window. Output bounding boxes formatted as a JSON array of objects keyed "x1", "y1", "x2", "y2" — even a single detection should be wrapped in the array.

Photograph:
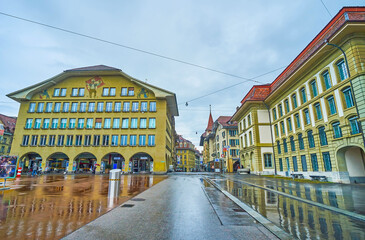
[
  {"x1": 22, "y1": 135, "x2": 29, "y2": 146},
  {"x1": 102, "y1": 88, "x2": 109, "y2": 96},
  {"x1": 53, "y1": 88, "x2": 60, "y2": 97},
  {"x1": 308, "y1": 130, "x2": 315, "y2": 148},
  {"x1": 284, "y1": 99, "x2": 290, "y2": 113},
  {"x1": 43, "y1": 118, "x2": 50, "y2": 129},
  {"x1": 310, "y1": 80, "x2": 318, "y2": 97},
  {"x1": 75, "y1": 135, "x2": 82, "y2": 146},
  {"x1": 120, "y1": 135, "x2": 128, "y2": 146},
  {"x1": 102, "y1": 135, "x2": 109, "y2": 146},
  {"x1": 304, "y1": 108, "x2": 310, "y2": 125},
  {"x1": 57, "y1": 135, "x2": 64, "y2": 146},
  {"x1": 29, "y1": 103, "x2": 36, "y2": 113},
  {"x1": 97, "y1": 102, "x2": 104, "y2": 112},
  {"x1": 290, "y1": 136, "x2": 295, "y2": 151},
  {"x1": 298, "y1": 133, "x2": 304, "y2": 150},
  {"x1": 63, "y1": 102, "x2": 69, "y2": 112},
  {"x1": 248, "y1": 115, "x2": 251, "y2": 126},
  {"x1": 88, "y1": 102, "x2": 95, "y2": 112},
  {"x1": 292, "y1": 94, "x2": 298, "y2": 109},
  {"x1": 140, "y1": 118, "x2": 147, "y2": 129},
  {"x1": 249, "y1": 131, "x2": 253, "y2": 145},
  {"x1": 95, "y1": 118, "x2": 102, "y2": 129},
  {"x1": 104, "y1": 118, "x2": 111, "y2": 129},
  {"x1": 327, "y1": 96, "x2": 337, "y2": 115},
  {"x1": 34, "y1": 118, "x2": 41, "y2": 129},
  {"x1": 39, "y1": 135, "x2": 46, "y2": 146},
  {"x1": 272, "y1": 108, "x2": 277, "y2": 120},
  {"x1": 77, "y1": 118, "x2": 84, "y2": 129},
  {"x1": 277, "y1": 141, "x2": 281, "y2": 154},
  {"x1": 31, "y1": 135, "x2": 38, "y2": 146},
  {"x1": 278, "y1": 104, "x2": 283, "y2": 117},
  {"x1": 84, "y1": 135, "x2": 91, "y2": 146},
  {"x1": 80, "y1": 102, "x2": 86, "y2": 112},
  {"x1": 131, "y1": 118, "x2": 138, "y2": 129},
  {"x1": 132, "y1": 102, "x2": 139, "y2": 112},
  {"x1": 149, "y1": 102, "x2": 156, "y2": 112},
  {"x1": 292, "y1": 156, "x2": 298, "y2": 172},
  {"x1": 287, "y1": 118, "x2": 292, "y2": 132},
  {"x1": 222, "y1": 132, "x2": 226, "y2": 138},
  {"x1": 79, "y1": 88, "x2": 85, "y2": 97},
  {"x1": 128, "y1": 87, "x2": 134, "y2": 96},
  {"x1": 300, "y1": 87, "x2": 307, "y2": 104},
  {"x1": 110, "y1": 87, "x2": 116, "y2": 96},
  {"x1": 323, "y1": 152, "x2": 332, "y2": 171},
  {"x1": 111, "y1": 135, "x2": 118, "y2": 146},
  {"x1": 349, "y1": 116, "x2": 360, "y2": 135},
  {"x1": 37, "y1": 102, "x2": 44, "y2": 113},
  {"x1": 149, "y1": 118, "x2": 156, "y2": 129},
  {"x1": 69, "y1": 118, "x2": 76, "y2": 129},
  {"x1": 342, "y1": 87, "x2": 354, "y2": 108},
  {"x1": 121, "y1": 87, "x2": 128, "y2": 96},
  {"x1": 93, "y1": 135, "x2": 100, "y2": 146},
  {"x1": 48, "y1": 135, "x2": 55, "y2": 146},
  {"x1": 113, "y1": 118, "x2": 120, "y2": 129},
  {"x1": 71, "y1": 88, "x2": 78, "y2": 96},
  {"x1": 71, "y1": 102, "x2": 78, "y2": 112},
  {"x1": 318, "y1": 126, "x2": 328, "y2": 146},
  {"x1": 337, "y1": 60, "x2": 348, "y2": 81},
  {"x1": 148, "y1": 135, "x2": 155, "y2": 146},
  {"x1": 60, "y1": 118, "x2": 67, "y2": 129},
  {"x1": 139, "y1": 135, "x2": 146, "y2": 146},
  {"x1": 279, "y1": 158, "x2": 283, "y2": 171},
  {"x1": 332, "y1": 122, "x2": 342, "y2": 138},
  {"x1": 283, "y1": 138, "x2": 288, "y2": 153},
  {"x1": 114, "y1": 102, "x2": 121, "y2": 112},
  {"x1": 311, "y1": 154, "x2": 319, "y2": 171},
  {"x1": 123, "y1": 102, "x2": 130, "y2": 112},
  {"x1": 301, "y1": 155, "x2": 307, "y2": 171},
  {"x1": 25, "y1": 119, "x2": 33, "y2": 129},
  {"x1": 54, "y1": 102, "x2": 61, "y2": 112},
  {"x1": 295, "y1": 114, "x2": 300, "y2": 128},
  {"x1": 264, "y1": 154, "x2": 272, "y2": 168},
  {"x1": 86, "y1": 118, "x2": 93, "y2": 129},
  {"x1": 280, "y1": 121, "x2": 285, "y2": 134},
  {"x1": 122, "y1": 118, "x2": 129, "y2": 129},
  {"x1": 105, "y1": 102, "x2": 112, "y2": 112},
  {"x1": 274, "y1": 124, "x2": 279, "y2": 137},
  {"x1": 130, "y1": 135, "x2": 137, "y2": 146},
  {"x1": 314, "y1": 103, "x2": 322, "y2": 120},
  {"x1": 141, "y1": 102, "x2": 148, "y2": 112},
  {"x1": 45, "y1": 103, "x2": 53, "y2": 113},
  {"x1": 60, "y1": 88, "x2": 67, "y2": 97},
  {"x1": 322, "y1": 71, "x2": 332, "y2": 90}
]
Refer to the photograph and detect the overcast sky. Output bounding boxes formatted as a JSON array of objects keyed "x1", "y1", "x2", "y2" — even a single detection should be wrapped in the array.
[{"x1": 0, "y1": 0, "x2": 363, "y2": 146}]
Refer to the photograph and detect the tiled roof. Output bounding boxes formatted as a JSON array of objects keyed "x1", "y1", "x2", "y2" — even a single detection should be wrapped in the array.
[
  {"x1": 240, "y1": 85, "x2": 270, "y2": 104},
  {"x1": 64, "y1": 65, "x2": 121, "y2": 72},
  {"x1": 206, "y1": 112, "x2": 214, "y2": 131},
  {"x1": 216, "y1": 116, "x2": 237, "y2": 127},
  {"x1": 0, "y1": 113, "x2": 17, "y2": 134}
]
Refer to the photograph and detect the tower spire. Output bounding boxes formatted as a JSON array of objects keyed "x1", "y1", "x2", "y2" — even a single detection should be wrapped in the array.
[{"x1": 206, "y1": 105, "x2": 213, "y2": 132}]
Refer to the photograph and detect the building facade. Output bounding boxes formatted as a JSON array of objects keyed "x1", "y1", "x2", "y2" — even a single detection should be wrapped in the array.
[
  {"x1": 175, "y1": 135, "x2": 196, "y2": 172},
  {"x1": 7, "y1": 65, "x2": 178, "y2": 174},
  {"x1": 232, "y1": 7, "x2": 365, "y2": 183},
  {"x1": 0, "y1": 114, "x2": 17, "y2": 155}
]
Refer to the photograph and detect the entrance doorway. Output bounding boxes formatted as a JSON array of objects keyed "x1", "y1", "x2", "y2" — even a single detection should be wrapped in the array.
[
  {"x1": 102, "y1": 153, "x2": 125, "y2": 171},
  {"x1": 130, "y1": 153, "x2": 153, "y2": 173},
  {"x1": 338, "y1": 146, "x2": 365, "y2": 183}
]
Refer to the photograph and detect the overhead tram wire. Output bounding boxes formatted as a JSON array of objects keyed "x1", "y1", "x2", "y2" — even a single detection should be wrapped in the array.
[{"x1": 1, "y1": 11, "x2": 266, "y2": 83}]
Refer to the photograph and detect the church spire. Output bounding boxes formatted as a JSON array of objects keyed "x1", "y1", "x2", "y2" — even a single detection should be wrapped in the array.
[{"x1": 206, "y1": 105, "x2": 213, "y2": 132}]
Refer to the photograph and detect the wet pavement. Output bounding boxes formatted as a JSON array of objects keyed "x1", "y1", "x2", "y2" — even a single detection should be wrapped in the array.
[
  {"x1": 207, "y1": 174, "x2": 365, "y2": 240},
  {"x1": 0, "y1": 174, "x2": 166, "y2": 240}
]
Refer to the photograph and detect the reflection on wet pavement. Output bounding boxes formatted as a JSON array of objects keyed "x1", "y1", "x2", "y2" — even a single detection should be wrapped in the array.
[
  {"x1": 209, "y1": 176, "x2": 365, "y2": 240},
  {"x1": 0, "y1": 174, "x2": 166, "y2": 240}
]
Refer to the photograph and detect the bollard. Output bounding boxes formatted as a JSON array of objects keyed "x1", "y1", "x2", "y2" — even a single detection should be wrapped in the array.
[
  {"x1": 108, "y1": 169, "x2": 121, "y2": 198},
  {"x1": 17, "y1": 167, "x2": 22, "y2": 178}
]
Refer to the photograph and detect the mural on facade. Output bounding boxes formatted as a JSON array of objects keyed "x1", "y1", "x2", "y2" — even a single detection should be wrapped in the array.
[
  {"x1": 39, "y1": 90, "x2": 50, "y2": 99},
  {"x1": 137, "y1": 88, "x2": 149, "y2": 98},
  {"x1": 86, "y1": 76, "x2": 104, "y2": 98},
  {"x1": 0, "y1": 123, "x2": 4, "y2": 141}
]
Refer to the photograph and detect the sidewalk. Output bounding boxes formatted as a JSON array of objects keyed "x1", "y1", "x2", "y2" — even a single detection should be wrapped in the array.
[{"x1": 63, "y1": 175, "x2": 278, "y2": 240}]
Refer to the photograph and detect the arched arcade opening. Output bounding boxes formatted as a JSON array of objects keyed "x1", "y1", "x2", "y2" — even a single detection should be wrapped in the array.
[{"x1": 130, "y1": 153, "x2": 153, "y2": 173}]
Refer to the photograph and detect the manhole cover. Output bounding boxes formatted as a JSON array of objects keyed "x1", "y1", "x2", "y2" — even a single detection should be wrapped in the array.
[
  {"x1": 233, "y1": 208, "x2": 246, "y2": 212},
  {"x1": 121, "y1": 204, "x2": 135, "y2": 208},
  {"x1": 131, "y1": 198, "x2": 145, "y2": 201}
]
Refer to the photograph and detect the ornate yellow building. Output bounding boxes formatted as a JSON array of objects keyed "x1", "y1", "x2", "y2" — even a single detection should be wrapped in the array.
[
  {"x1": 7, "y1": 65, "x2": 178, "y2": 174},
  {"x1": 175, "y1": 135, "x2": 196, "y2": 172},
  {"x1": 232, "y1": 7, "x2": 365, "y2": 183}
]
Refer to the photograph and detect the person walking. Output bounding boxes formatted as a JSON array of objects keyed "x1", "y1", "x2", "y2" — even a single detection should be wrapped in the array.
[{"x1": 32, "y1": 162, "x2": 38, "y2": 176}]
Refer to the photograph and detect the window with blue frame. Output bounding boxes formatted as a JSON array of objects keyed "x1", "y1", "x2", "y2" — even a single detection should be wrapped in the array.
[
  {"x1": 349, "y1": 116, "x2": 360, "y2": 135},
  {"x1": 295, "y1": 114, "x2": 300, "y2": 128},
  {"x1": 301, "y1": 155, "x2": 307, "y2": 171},
  {"x1": 318, "y1": 126, "x2": 328, "y2": 146},
  {"x1": 264, "y1": 154, "x2": 272, "y2": 168},
  {"x1": 148, "y1": 135, "x2": 155, "y2": 146},
  {"x1": 298, "y1": 133, "x2": 304, "y2": 150},
  {"x1": 277, "y1": 140, "x2": 281, "y2": 154},
  {"x1": 279, "y1": 158, "x2": 283, "y2": 171},
  {"x1": 322, "y1": 152, "x2": 332, "y2": 171},
  {"x1": 332, "y1": 122, "x2": 342, "y2": 138},
  {"x1": 310, "y1": 80, "x2": 318, "y2": 97},
  {"x1": 292, "y1": 94, "x2": 298, "y2": 109},
  {"x1": 300, "y1": 87, "x2": 307, "y2": 104},
  {"x1": 139, "y1": 135, "x2": 146, "y2": 146},
  {"x1": 292, "y1": 156, "x2": 298, "y2": 172},
  {"x1": 314, "y1": 102, "x2": 322, "y2": 120},
  {"x1": 120, "y1": 135, "x2": 128, "y2": 146},
  {"x1": 290, "y1": 136, "x2": 295, "y2": 151},
  {"x1": 322, "y1": 71, "x2": 332, "y2": 90},
  {"x1": 311, "y1": 154, "x2": 319, "y2": 171},
  {"x1": 287, "y1": 118, "x2": 292, "y2": 132},
  {"x1": 327, "y1": 96, "x2": 337, "y2": 115},
  {"x1": 337, "y1": 59, "x2": 348, "y2": 81},
  {"x1": 130, "y1": 135, "x2": 137, "y2": 146},
  {"x1": 272, "y1": 108, "x2": 277, "y2": 120},
  {"x1": 342, "y1": 87, "x2": 354, "y2": 108},
  {"x1": 279, "y1": 104, "x2": 283, "y2": 117},
  {"x1": 284, "y1": 99, "x2": 290, "y2": 113},
  {"x1": 304, "y1": 109, "x2": 310, "y2": 125},
  {"x1": 281, "y1": 121, "x2": 285, "y2": 134},
  {"x1": 275, "y1": 124, "x2": 279, "y2": 137},
  {"x1": 308, "y1": 130, "x2": 315, "y2": 148},
  {"x1": 283, "y1": 138, "x2": 288, "y2": 153}
]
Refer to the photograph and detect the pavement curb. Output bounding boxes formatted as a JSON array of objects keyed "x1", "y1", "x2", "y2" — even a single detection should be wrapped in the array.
[{"x1": 205, "y1": 177, "x2": 294, "y2": 240}]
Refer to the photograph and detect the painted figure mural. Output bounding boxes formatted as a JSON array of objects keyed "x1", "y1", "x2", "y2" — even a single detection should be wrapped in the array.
[{"x1": 86, "y1": 76, "x2": 104, "y2": 98}]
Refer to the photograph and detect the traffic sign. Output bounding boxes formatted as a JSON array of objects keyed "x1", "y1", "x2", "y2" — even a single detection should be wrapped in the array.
[
  {"x1": 215, "y1": 158, "x2": 220, "y2": 162},
  {"x1": 221, "y1": 154, "x2": 224, "y2": 158}
]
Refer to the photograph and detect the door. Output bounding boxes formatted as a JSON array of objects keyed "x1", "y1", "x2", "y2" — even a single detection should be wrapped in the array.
[{"x1": 133, "y1": 160, "x2": 139, "y2": 172}]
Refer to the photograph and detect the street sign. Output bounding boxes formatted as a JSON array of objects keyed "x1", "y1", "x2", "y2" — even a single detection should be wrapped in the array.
[
  {"x1": 215, "y1": 158, "x2": 220, "y2": 162},
  {"x1": 221, "y1": 154, "x2": 224, "y2": 158},
  {"x1": 224, "y1": 145, "x2": 230, "y2": 149}
]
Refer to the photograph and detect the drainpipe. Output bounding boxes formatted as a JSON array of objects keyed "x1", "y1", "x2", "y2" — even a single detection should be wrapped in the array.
[
  {"x1": 325, "y1": 40, "x2": 365, "y2": 149},
  {"x1": 264, "y1": 102, "x2": 277, "y2": 175}
]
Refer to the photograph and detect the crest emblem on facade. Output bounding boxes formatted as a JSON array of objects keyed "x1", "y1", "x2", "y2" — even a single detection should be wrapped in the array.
[
  {"x1": 86, "y1": 76, "x2": 104, "y2": 98},
  {"x1": 39, "y1": 90, "x2": 50, "y2": 99},
  {"x1": 137, "y1": 88, "x2": 149, "y2": 98}
]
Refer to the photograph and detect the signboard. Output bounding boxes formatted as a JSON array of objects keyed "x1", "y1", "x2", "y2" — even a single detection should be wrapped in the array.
[
  {"x1": 224, "y1": 145, "x2": 230, "y2": 149},
  {"x1": 0, "y1": 156, "x2": 18, "y2": 179},
  {"x1": 140, "y1": 157, "x2": 148, "y2": 160},
  {"x1": 215, "y1": 158, "x2": 220, "y2": 162},
  {"x1": 214, "y1": 169, "x2": 220, "y2": 172},
  {"x1": 114, "y1": 157, "x2": 121, "y2": 160}
]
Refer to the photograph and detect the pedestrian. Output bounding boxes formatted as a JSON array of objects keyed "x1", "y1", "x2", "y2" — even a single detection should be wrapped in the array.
[{"x1": 32, "y1": 163, "x2": 38, "y2": 176}]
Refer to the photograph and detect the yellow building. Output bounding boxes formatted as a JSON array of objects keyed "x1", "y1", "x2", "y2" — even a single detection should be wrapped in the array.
[
  {"x1": 0, "y1": 114, "x2": 17, "y2": 155},
  {"x1": 175, "y1": 135, "x2": 196, "y2": 172},
  {"x1": 7, "y1": 65, "x2": 178, "y2": 174},
  {"x1": 232, "y1": 7, "x2": 365, "y2": 183}
]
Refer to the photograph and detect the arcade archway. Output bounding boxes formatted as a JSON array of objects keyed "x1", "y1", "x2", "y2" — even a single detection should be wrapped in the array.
[
  {"x1": 74, "y1": 152, "x2": 97, "y2": 173},
  {"x1": 130, "y1": 153, "x2": 153, "y2": 173},
  {"x1": 101, "y1": 153, "x2": 125, "y2": 171},
  {"x1": 19, "y1": 152, "x2": 42, "y2": 173},
  {"x1": 46, "y1": 152, "x2": 69, "y2": 173},
  {"x1": 337, "y1": 146, "x2": 365, "y2": 183}
]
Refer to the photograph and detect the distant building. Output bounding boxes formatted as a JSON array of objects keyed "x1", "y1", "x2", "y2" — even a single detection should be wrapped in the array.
[
  {"x1": 175, "y1": 135, "x2": 196, "y2": 172},
  {"x1": 7, "y1": 65, "x2": 178, "y2": 174},
  {"x1": 0, "y1": 114, "x2": 17, "y2": 155}
]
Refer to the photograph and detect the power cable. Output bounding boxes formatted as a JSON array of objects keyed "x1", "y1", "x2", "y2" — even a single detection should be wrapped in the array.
[{"x1": 320, "y1": 0, "x2": 332, "y2": 17}]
